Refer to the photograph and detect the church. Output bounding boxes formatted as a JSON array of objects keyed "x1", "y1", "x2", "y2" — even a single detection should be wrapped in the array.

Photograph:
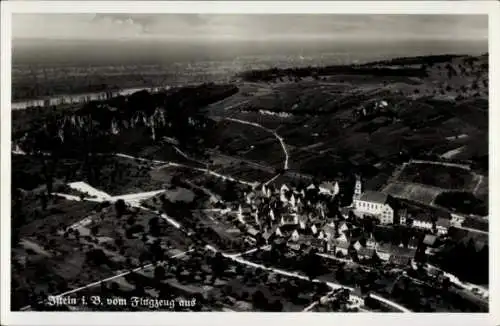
[{"x1": 352, "y1": 176, "x2": 395, "y2": 224}]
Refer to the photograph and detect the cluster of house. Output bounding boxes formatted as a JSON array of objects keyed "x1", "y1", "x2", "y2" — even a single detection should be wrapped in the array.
[
  {"x1": 221, "y1": 175, "x2": 454, "y2": 266},
  {"x1": 351, "y1": 177, "x2": 451, "y2": 235},
  {"x1": 233, "y1": 182, "x2": 333, "y2": 237}
]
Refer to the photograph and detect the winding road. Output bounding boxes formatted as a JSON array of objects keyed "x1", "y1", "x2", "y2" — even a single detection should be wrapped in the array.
[
  {"x1": 12, "y1": 95, "x2": 397, "y2": 312},
  {"x1": 48, "y1": 177, "x2": 411, "y2": 313},
  {"x1": 23, "y1": 150, "x2": 410, "y2": 312}
]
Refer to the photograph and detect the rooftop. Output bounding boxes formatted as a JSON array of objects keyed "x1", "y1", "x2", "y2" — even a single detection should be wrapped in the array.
[
  {"x1": 436, "y1": 217, "x2": 451, "y2": 228},
  {"x1": 423, "y1": 234, "x2": 438, "y2": 246},
  {"x1": 412, "y1": 213, "x2": 434, "y2": 223},
  {"x1": 389, "y1": 255, "x2": 411, "y2": 266},
  {"x1": 319, "y1": 181, "x2": 337, "y2": 191},
  {"x1": 358, "y1": 247, "x2": 375, "y2": 257},
  {"x1": 358, "y1": 191, "x2": 388, "y2": 204},
  {"x1": 391, "y1": 246, "x2": 416, "y2": 257}
]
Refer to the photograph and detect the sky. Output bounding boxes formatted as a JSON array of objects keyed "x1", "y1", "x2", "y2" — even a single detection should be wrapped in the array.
[{"x1": 12, "y1": 14, "x2": 488, "y2": 42}]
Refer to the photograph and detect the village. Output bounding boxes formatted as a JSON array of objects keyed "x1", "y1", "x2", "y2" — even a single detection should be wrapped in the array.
[
  {"x1": 206, "y1": 175, "x2": 451, "y2": 263},
  {"x1": 8, "y1": 34, "x2": 490, "y2": 314}
]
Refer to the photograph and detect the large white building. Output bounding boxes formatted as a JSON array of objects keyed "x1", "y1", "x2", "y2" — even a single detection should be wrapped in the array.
[{"x1": 352, "y1": 178, "x2": 395, "y2": 224}]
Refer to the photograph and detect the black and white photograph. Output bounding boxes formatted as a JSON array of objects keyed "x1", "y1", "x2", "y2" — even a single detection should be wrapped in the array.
[{"x1": 1, "y1": 1, "x2": 499, "y2": 325}]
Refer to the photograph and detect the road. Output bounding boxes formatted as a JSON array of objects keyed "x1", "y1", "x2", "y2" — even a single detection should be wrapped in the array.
[
  {"x1": 302, "y1": 288, "x2": 362, "y2": 312},
  {"x1": 409, "y1": 159, "x2": 471, "y2": 171},
  {"x1": 23, "y1": 152, "x2": 413, "y2": 313},
  {"x1": 14, "y1": 98, "x2": 408, "y2": 313},
  {"x1": 154, "y1": 160, "x2": 258, "y2": 187},
  {"x1": 19, "y1": 249, "x2": 195, "y2": 311},
  {"x1": 205, "y1": 245, "x2": 370, "y2": 311},
  {"x1": 173, "y1": 145, "x2": 209, "y2": 167},
  {"x1": 208, "y1": 150, "x2": 313, "y2": 184},
  {"x1": 423, "y1": 263, "x2": 489, "y2": 300},
  {"x1": 45, "y1": 151, "x2": 419, "y2": 313}
]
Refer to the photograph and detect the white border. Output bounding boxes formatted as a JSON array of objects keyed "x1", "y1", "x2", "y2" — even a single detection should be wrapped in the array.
[
  {"x1": 0, "y1": 1, "x2": 497, "y2": 14},
  {"x1": 1, "y1": 2, "x2": 499, "y2": 326}
]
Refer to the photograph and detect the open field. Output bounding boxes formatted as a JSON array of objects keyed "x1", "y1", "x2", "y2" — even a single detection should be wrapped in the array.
[
  {"x1": 396, "y1": 162, "x2": 476, "y2": 191},
  {"x1": 208, "y1": 79, "x2": 488, "y2": 186},
  {"x1": 382, "y1": 182, "x2": 442, "y2": 206},
  {"x1": 382, "y1": 161, "x2": 487, "y2": 215}
]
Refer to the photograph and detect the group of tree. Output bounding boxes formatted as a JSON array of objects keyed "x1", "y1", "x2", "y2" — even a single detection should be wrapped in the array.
[
  {"x1": 432, "y1": 239, "x2": 488, "y2": 285},
  {"x1": 239, "y1": 65, "x2": 428, "y2": 83},
  {"x1": 14, "y1": 84, "x2": 239, "y2": 199}
]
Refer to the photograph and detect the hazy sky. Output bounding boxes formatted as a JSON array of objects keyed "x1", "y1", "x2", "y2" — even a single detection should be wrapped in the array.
[{"x1": 13, "y1": 14, "x2": 488, "y2": 42}]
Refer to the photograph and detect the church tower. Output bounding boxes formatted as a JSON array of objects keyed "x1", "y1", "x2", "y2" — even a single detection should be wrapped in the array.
[{"x1": 353, "y1": 175, "x2": 362, "y2": 201}]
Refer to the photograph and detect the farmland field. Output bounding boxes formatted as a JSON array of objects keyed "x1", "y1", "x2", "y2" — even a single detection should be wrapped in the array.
[
  {"x1": 396, "y1": 162, "x2": 476, "y2": 190},
  {"x1": 382, "y1": 182, "x2": 442, "y2": 205}
]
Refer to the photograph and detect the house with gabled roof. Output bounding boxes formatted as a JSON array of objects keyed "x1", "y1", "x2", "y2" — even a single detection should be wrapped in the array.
[
  {"x1": 317, "y1": 230, "x2": 326, "y2": 240},
  {"x1": 331, "y1": 237, "x2": 351, "y2": 255},
  {"x1": 423, "y1": 234, "x2": 438, "y2": 246},
  {"x1": 288, "y1": 242, "x2": 302, "y2": 251},
  {"x1": 306, "y1": 183, "x2": 317, "y2": 190},
  {"x1": 280, "y1": 213, "x2": 298, "y2": 226},
  {"x1": 290, "y1": 229, "x2": 300, "y2": 242},
  {"x1": 375, "y1": 243, "x2": 392, "y2": 261},
  {"x1": 319, "y1": 181, "x2": 340, "y2": 197},
  {"x1": 335, "y1": 232, "x2": 349, "y2": 244},
  {"x1": 263, "y1": 228, "x2": 275, "y2": 244},
  {"x1": 391, "y1": 246, "x2": 416, "y2": 258},
  {"x1": 411, "y1": 212, "x2": 434, "y2": 231},
  {"x1": 357, "y1": 246, "x2": 376, "y2": 259},
  {"x1": 436, "y1": 217, "x2": 451, "y2": 235},
  {"x1": 269, "y1": 209, "x2": 275, "y2": 222},
  {"x1": 338, "y1": 221, "x2": 349, "y2": 233},
  {"x1": 388, "y1": 255, "x2": 412, "y2": 267},
  {"x1": 247, "y1": 227, "x2": 259, "y2": 237},
  {"x1": 366, "y1": 235, "x2": 377, "y2": 249},
  {"x1": 322, "y1": 224, "x2": 336, "y2": 240},
  {"x1": 299, "y1": 219, "x2": 307, "y2": 230},
  {"x1": 280, "y1": 184, "x2": 290, "y2": 193}
]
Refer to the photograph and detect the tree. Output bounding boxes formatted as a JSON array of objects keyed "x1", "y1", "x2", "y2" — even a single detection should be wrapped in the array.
[
  {"x1": 252, "y1": 290, "x2": 267, "y2": 310},
  {"x1": 114, "y1": 236, "x2": 124, "y2": 248},
  {"x1": 211, "y1": 252, "x2": 226, "y2": 282},
  {"x1": 154, "y1": 265, "x2": 166, "y2": 281},
  {"x1": 127, "y1": 215, "x2": 136, "y2": 226},
  {"x1": 110, "y1": 282, "x2": 120, "y2": 293},
  {"x1": 115, "y1": 199, "x2": 126, "y2": 218},
  {"x1": 370, "y1": 250, "x2": 381, "y2": 266},
  {"x1": 303, "y1": 251, "x2": 322, "y2": 280},
  {"x1": 149, "y1": 217, "x2": 161, "y2": 236},
  {"x1": 139, "y1": 251, "x2": 150, "y2": 265},
  {"x1": 270, "y1": 299, "x2": 283, "y2": 312},
  {"x1": 40, "y1": 193, "x2": 48, "y2": 211},
  {"x1": 90, "y1": 225, "x2": 100, "y2": 237},
  {"x1": 86, "y1": 249, "x2": 109, "y2": 266},
  {"x1": 150, "y1": 239, "x2": 165, "y2": 262},
  {"x1": 73, "y1": 229, "x2": 80, "y2": 240}
]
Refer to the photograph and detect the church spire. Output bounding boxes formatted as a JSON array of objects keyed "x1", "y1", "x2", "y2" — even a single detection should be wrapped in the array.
[{"x1": 353, "y1": 175, "x2": 362, "y2": 201}]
